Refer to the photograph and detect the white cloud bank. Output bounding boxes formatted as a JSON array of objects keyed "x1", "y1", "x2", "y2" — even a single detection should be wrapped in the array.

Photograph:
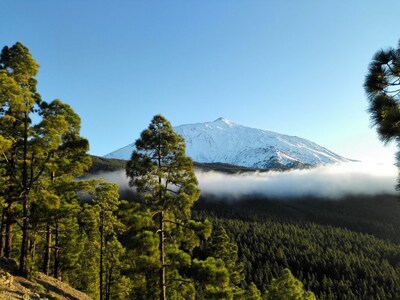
[
  {"x1": 196, "y1": 162, "x2": 398, "y2": 199},
  {"x1": 89, "y1": 162, "x2": 398, "y2": 199}
]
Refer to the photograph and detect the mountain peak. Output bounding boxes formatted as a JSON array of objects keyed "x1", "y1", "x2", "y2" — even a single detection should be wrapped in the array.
[
  {"x1": 213, "y1": 117, "x2": 235, "y2": 126},
  {"x1": 104, "y1": 119, "x2": 351, "y2": 168}
]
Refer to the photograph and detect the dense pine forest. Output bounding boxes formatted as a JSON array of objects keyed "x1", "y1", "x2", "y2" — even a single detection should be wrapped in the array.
[
  {"x1": 194, "y1": 195, "x2": 400, "y2": 299},
  {"x1": 2, "y1": 42, "x2": 400, "y2": 300}
]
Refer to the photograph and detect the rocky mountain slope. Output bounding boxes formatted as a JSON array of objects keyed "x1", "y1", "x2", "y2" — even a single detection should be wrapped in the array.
[{"x1": 105, "y1": 118, "x2": 351, "y2": 169}]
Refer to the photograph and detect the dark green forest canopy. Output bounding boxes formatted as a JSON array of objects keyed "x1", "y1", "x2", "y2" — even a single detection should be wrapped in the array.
[
  {"x1": 194, "y1": 195, "x2": 400, "y2": 299},
  {"x1": 194, "y1": 194, "x2": 400, "y2": 243},
  {"x1": 89, "y1": 156, "x2": 127, "y2": 173}
]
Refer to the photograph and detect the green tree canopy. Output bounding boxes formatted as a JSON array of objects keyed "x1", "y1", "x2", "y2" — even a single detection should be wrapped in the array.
[
  {"x1": 0, "y1": 42, "x2": 91, "y2": 276},
  {"x1": 126, "y1": 114, "x2": 200, "y2": 220},
  {"x1": 126, "y1": 114, "x2": 202, "y2": 299},
  {"x1": 266, "y1": 268, "x2": 316, "y2": 300},
  {"x1": 364, "y1": 39, "x2": 400, "y2": 143}
]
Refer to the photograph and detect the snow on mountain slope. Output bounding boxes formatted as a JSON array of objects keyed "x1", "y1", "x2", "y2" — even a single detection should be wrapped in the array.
[{"x1": 104, "y1": 118, "x2": 351, "y2": 169}]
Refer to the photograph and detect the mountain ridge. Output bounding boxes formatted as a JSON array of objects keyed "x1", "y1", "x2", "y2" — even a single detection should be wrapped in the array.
[{"x1": 105, "y1": 118, "x2": 351, "y2": 169}]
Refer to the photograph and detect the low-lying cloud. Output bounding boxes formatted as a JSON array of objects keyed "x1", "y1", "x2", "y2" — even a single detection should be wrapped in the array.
[
  {"x1": 196, "y1": 162, "x2": 397, "y2": 198},
  {"x1": 89, "y1": 162, "x2": 398, "y2": 199}
]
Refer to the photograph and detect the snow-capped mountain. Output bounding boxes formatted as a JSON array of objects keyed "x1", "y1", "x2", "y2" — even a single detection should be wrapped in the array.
[{"x1": 104, "y1": 118, "x2": 351, "y2": 169}]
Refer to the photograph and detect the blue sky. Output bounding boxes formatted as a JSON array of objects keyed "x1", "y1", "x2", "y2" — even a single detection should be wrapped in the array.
[{"x1": 2, "y1": 1, "x2": 400, "y2": 163}]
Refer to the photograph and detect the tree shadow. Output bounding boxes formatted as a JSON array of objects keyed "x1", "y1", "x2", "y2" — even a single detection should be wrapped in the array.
[{"x1": 35, "y1": 278, "x2": 83, "y2": 300}]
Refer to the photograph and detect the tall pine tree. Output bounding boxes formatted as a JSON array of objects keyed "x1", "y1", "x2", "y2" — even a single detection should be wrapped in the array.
[
  {"x1": 0, "y1": 42, "x2": 91, "y2": 276},
  {"x1": 126, "y1": 114, "x2": 201, "y2": 299}
]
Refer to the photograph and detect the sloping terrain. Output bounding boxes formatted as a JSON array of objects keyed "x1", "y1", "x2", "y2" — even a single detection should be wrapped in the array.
[{"x1": 0, "y1": 258, "x2": 91, "y2": 300}]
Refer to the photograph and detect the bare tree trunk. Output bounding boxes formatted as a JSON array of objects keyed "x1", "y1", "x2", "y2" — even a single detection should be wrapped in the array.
[
  {"x1": 42, "y1": 224, "x2": 51, "y2": 275},
  {"x1": 159, "y1": 210, "x2": 166, "y2": 300}
]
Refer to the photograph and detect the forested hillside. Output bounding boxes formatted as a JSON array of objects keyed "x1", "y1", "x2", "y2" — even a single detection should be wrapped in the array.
[
  {"x1": 194, "y1": 196, "x2": 400, "y2": 299},
  {"x1": 195, "y1": 195, "x2": 400, "y2": 243},
  {"x1": 89, "y1": 155, "x2": 269, "y2": 174}
]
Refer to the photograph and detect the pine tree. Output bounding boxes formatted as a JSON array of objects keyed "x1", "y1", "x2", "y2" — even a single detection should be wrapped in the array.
[
  {"x1": 245, "y1": 282, "x2": 262, "y2": 300},
  {"x1": 126, "y1": 114, "x2": 209, "y2": 299},
  {"x1": 195, "y1": 223, "x2": 262, "y2": 299},
  {"x1": 0, "y1": 42, "x2": 40, "y2": 264},
  {"x1": 77, "y1": 202, "x2": 101, "y2": 298},
  {"x1": 0, "y1": 120, "x2": 12, "y2": 257},
  {"x1": 364, "y1": 40, "x2": 400, "y2": 144},
  {"x1": 91, "y1": 180, "x2": 124, "y2": 300},
  {"x1": 265, "y1": 268, "x2": 316, "y2": 300},
  {"x1": 34, "y1": 99, "x2": 91, "y2": 277},
  {"x1": 103, "y1": 236, "x2": 132, "y2": 300},
  {"x1": 364, "y1": 40, "x2": 400, "y2": 187},
  {"x1": 118, "y1": 202, "x2": 161, "y2": 299},
  {"x1": 208, "y1": 224, "x2": 244, "y2": 286},
  {"x1": 0, "y1": 42, "x2": 91, "y2": 276}
]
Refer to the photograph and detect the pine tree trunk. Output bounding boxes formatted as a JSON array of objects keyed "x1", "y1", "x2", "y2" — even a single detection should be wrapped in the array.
[
  {"x1": 19, "y1": 112, "x2": 29, "y2": 276},
  {"x1": 43, "y1": 167, "x2": 55, "y2": 275},
  {"x1": 99, "y1": 209, "x2": 104, "y2": 300},
  {"x1": 106, "y1": 266, "x2": 113, "y2": 300},
  {"x1": 0, "y1": 208, "x2": 6, "y2": 257},
  {"x1": 157, "y1": 143, "x2": 167, "y2": 300},
  {"x1": 4, "y1": 200, "x2": 13, "y2": 258},
  {"x1": 159, "y1": 210, "x2": 166, "y2": 300},
  {"x1": 54, "y1": 222, "x2": 60, "y2": 279},
  {"x1": 4, "y1": 144, "x2": 16, "y2": 259},
  {"x1": 19, "y1": 194, "x2": 29, "y2": 275},
  {"x1": 29, "y1": 237, "x2": 36, "y2": 260},
  {"x1": 43, "y1": 224, "x2": 51, "y2": 275},
  {"x1": 19, "y1": 192, "x2": 29, "y2": 276}
]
